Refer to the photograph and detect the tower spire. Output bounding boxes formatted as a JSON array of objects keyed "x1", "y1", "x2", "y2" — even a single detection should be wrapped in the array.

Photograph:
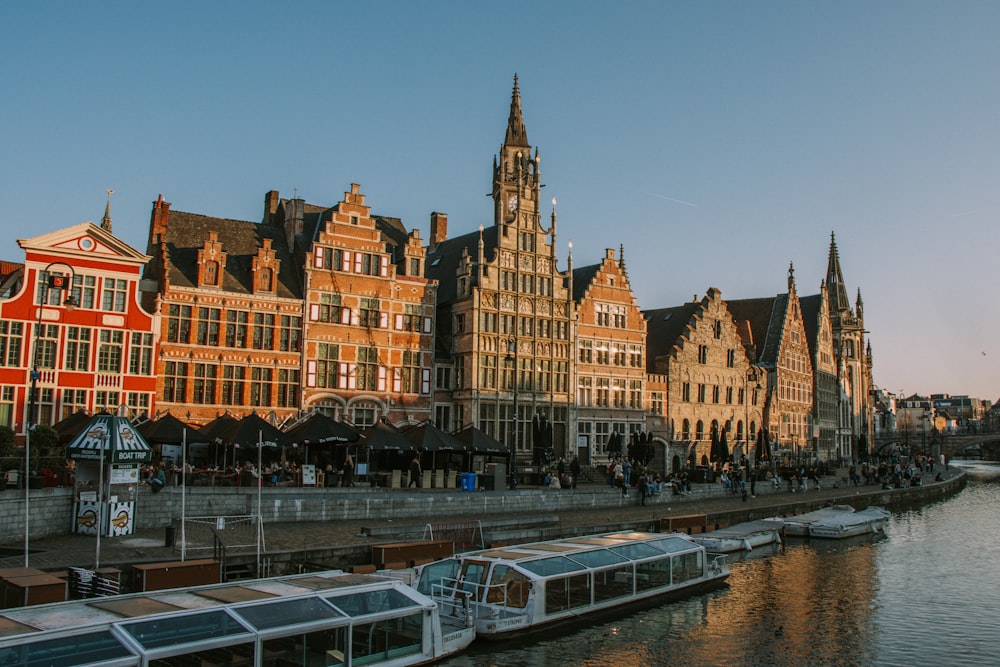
[
  {"x1": 504, "y1": 74, "x2": 529, "y2": 147},
  {"x1": 101, "y1": 189, "x2": 114, "y2": 233},
  {"x1": 826, "y1": 231, "x2": 851, "y2": 314}
]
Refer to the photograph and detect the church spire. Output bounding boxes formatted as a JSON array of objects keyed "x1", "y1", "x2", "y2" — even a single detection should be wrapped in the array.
[
  {"x1": 101, "y1": 189, "x2": 114, "y2": 233},
  {"x1": 826, "y1": 231, "x2": 851, "y2": 314},
  {"x1": 505, "y1": 74, "x2": 529, "y2": 148}
]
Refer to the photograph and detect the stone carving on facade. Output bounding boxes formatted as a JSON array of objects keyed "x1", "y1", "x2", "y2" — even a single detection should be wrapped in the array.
[
  {"x1": 499, "y1": 251, "x2": 515, "y2": 269},
  {"x1": 537, "y1": 257, "x2": 550, "y2": 274}
]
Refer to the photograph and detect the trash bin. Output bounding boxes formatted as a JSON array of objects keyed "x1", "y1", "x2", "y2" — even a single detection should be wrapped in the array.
[
  {"x1": 164, "y1": 524, "x2": 176, "y2": 548},
  {"x1": 460, "y1": 472, "x2": 476, "y2": 492}
]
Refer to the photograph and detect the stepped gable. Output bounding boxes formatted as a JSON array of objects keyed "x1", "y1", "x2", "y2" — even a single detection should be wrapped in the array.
[
  {"x1": 571, "y1": 263, "x2": 601, "y2": 302},
  {"x1": 642, "y1": 302, "x2": 702, "y2": 371}
]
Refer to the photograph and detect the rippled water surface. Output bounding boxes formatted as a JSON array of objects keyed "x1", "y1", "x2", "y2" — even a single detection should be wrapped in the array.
[{"x1": 440, "y1": 462, "x2": 1000, "y2": 667}]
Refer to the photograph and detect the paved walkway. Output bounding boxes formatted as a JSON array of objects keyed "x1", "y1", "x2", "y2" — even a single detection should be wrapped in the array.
[{"x1": 1, "y1": 466, "x2": 962, "y2": 573}]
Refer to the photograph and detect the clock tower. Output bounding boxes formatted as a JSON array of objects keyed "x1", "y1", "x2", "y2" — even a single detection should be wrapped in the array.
[{"x1": 493, "y1": 74, "x2": 542, "y2": 231}]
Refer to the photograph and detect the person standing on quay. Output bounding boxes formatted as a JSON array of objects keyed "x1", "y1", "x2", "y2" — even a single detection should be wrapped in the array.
[
  {"x1": 569, "y1": 457, "x2": 581, "y2": 490},
  {"x1": 342, "y1": 455, "x2": 354, "y2": 487},
  {"x1": 408, "y1": 455, "x2": 422, "y2": 488}
]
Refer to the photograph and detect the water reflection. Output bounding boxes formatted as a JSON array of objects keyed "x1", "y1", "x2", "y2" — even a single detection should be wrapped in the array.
[{"x1": 441, "y1": 463, "x2": 1000, "y2": 667}]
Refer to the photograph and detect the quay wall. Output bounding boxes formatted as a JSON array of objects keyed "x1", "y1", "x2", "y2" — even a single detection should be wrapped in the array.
[{"x1": 0, "y1": 472, "x2": 967, "y2": 544}]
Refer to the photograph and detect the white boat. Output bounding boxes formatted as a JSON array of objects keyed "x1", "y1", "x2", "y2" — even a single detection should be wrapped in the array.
[
  {"x1": 808, "y1": 506, "x2": 891, "y2": 539},
  {"x1": 0, "y1": 571, "x2": 475, "y2": 666},
  {"x1": 772, "y1": 505, "x2": 857, "y2": 536},
  {"x1": 412, "y1": 531, "x2": 729, "y2": 640},
  {"x1": 689, "y1": 520, "x2": 783, "y2": 553}
]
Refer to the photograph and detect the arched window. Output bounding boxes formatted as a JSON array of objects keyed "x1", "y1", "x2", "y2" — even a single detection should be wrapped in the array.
[
  {"x1": 681, "y1": 419, "x2": 690, "y2": 440},
  {"x1": 695, "y1": 420, "x2": 705, "y2": 441}
]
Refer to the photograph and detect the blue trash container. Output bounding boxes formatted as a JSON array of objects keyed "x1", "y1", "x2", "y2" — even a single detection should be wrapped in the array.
[{"x1": 460, "y1": 472, "x2": 476, "y2": 492}]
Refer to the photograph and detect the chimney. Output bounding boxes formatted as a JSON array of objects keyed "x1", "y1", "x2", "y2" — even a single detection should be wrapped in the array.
[
  {"x1": 264, "y1": 190, "x2": 280, "y2": 225},
  {"x1": 149, "y1": 194, "x2": 172, "y2": 247},
  {"x1": 430, "y1": 212, "x2": 448, "y2": 245}
]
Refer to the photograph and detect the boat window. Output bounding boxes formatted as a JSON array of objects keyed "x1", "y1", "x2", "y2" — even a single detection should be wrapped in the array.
[
  {"x1": 566, "y1": 549, "x2": 629, "y2": 569},
  {"x1": 485, "y1": 565, "x2": 530, "y2": 609},
  {"x1": 520, "y1": 556, "x2": 586, "y2": 577},
  {"x1": 593, "y1": 565, "x2": 633, "y2": 602},
  {"x1": 0, "y1": 630, "x2": 136, "y2": 667},
  {"x1": 648, "y1": 536, "x2": 698, "y2": 553},
  {"x1": 415, "y1": 558, "x2": 459, "y2": 596},
  {"x1": 326, "y1": 588, "x2": 419, "y2": 617},
  {"x1": 121, "y1": 609, "x2": 251, "y2": 650},
  {"x1": 458, "y1": 561, "x2": 489, "y2": 601},
  {"x1": 351, "y1": 613, "x2": 423, "y2": 665},
  {"x1": 635, "y1": 557, "x2": 672, "y2": 590},
  {"x1": 544, "y1": 573, "x2": 590, "y2": 614},
  {"x1": 608, "y1": 543, "x2": 662, "y2": 560},
  {"x1": 260, "y1": 627, "x2": 348, "y2": 666},
  {"x1": 672, "y1": 551, "x2": 705, "y2": 584},
  {"x1": 234, "y1": 596, "x2": 344, "y2": 630}
]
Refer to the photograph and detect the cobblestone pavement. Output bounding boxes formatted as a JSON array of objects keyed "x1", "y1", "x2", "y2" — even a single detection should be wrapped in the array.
[{"x1": 0, "y1": 466, "x2": 962, "y2": 572}]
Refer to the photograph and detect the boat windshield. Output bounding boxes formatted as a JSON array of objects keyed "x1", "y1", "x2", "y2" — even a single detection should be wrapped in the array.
[
  {"x1": 415, "y1": 558, "x2": 459, "y2": 596},
  {"x1": 520, "y1": 555, "x2": 587, "y2": 577}
]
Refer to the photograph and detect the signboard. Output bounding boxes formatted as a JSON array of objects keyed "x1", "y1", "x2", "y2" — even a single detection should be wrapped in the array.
[
  {"x1": 110, "y1": 464, "x2": 140, "y2": 485},
  {"x1": 302, "y1": 464, "x2": 316, "y2": 486}
]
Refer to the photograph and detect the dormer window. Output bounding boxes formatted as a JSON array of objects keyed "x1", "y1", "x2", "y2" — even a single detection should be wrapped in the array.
[
  {"x1": 205, "y1": 261, "x2": 219, "y2": 286},
  {"x1": 258, "y1": 268, "x2": 273, "y2": 292},
  {"x1": 197, "y1": 232, "x2": 227, "y2": 288},
  {"x1": 252, "y1": 239, "x2": 280, "y2": 295}
]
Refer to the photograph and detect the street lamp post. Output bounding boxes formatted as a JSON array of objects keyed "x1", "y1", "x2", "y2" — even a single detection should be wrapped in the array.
[
  {"x1": 25, "y1": 262, "x2": 77, "y2": 567},
  {"x1": 506, "y1": 340, "x2": 519, "y2": 488},
  {"x1": 745, "y1": 366, "x2": 761, "y2": 467}
]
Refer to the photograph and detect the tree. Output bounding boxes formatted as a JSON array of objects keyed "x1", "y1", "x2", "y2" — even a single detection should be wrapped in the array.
[{"x1": 0, "y1": 426, "x2": 15, "y2": 470}]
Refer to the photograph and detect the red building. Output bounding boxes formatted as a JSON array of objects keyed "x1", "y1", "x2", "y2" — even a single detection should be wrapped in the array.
[{"x1": 0, "y1": 220, "x2": 158, "y2": 440}]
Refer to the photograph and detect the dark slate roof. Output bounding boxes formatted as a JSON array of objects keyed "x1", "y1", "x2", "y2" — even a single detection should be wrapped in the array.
[
  {"x1": 425, "y1": 225, "x2": 500, "y2": 305},
  {"x1": 727, "y1": 296, "x2": 780, "y2": 365},
  {"x1": 160, "y1": 210, "x2": 303, "y2": 299},
  {"x1": 642, "y1": 302, "x2": 702, "y2": 372},
  {"x1": 799, "y1": 294, "x2": 822, "y2": 358},
  {"x1": 571, "y1": 263, "x2": 601, "y2": 302}
]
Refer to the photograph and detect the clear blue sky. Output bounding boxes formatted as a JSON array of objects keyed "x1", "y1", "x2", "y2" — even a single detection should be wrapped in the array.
[{"x1": 2, "y1": 1, "x2": 998, "y2": 401}]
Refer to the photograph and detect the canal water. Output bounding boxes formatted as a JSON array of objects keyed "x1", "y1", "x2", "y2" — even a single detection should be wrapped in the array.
[{"x1": 440, "y1": 461, "x2": 1000, "y2": 667}]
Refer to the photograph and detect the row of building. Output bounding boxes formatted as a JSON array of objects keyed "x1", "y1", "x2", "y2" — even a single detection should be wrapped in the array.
[{"x1": 0, "y1": 77, "x2": 874, "y2": 471}]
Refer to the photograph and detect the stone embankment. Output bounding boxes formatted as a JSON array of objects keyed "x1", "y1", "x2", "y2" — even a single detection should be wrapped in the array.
[{"x1": 0, "y1": 466, "x2": 966, "y2": 581}]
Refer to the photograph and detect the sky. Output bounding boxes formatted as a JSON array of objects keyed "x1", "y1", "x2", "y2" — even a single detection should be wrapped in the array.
[{"x1": 1, "y1": 1, "x2": 998, "y2": 401}]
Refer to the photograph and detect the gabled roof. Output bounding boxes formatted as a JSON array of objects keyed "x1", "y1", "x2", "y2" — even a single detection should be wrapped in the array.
[
  {"x1": 571, "y1": 263, "x2": 601, "y2": 302},
  {"x1": 799, "y1": 293, "x2": 823, "y2": 358},
  {"x1": 642, "y1": 302, "x2": 702, "y2": 370},
  {"x1": 20, "y1": 221, "x2": 150, "y2": 267},
  {"x1": 726, "y1": 296, "x2": 778, "y2": 364},
  {"x1": 425, "y1": 225, "x2": 499, "y2": 305},
  {"x1": 157, "y1": 210, "x2": 303, "y2": 299}
]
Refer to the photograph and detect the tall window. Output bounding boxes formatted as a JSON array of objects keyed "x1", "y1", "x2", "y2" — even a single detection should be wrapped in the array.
[
  {"x1": 698, "y1": 345, "x2": 708, "y2": 364},
  {"x1": 65, "y1": 327, "x2": 91, "y2": 371},
  {"x1": 279, "y1": 315, "x2": 301, "y2": 352},
  {"x1": 317, "y1": 344, "x2": 339, "y2": 388},
  {"x1": 596, "y1": 304, "x2": 610, "y2": 326},
  {"x1": 352, "y1": 403, "x2": 377, "y2": 427},
  {"x1": 167, "y1": 305, "x2": 193, "y2": 343},
  {"x1": 226, "y1": 311, "x2": 248, "y2": 347},
  {"x1": 252, "y1": 313, "x2": 275, "y2": 350},
  {"x1": 318, "y1": 293, "x2": 342, "y2": 323},
  {"x1": 163, "y1": 362, "x2": 188, "y2": 402},
  {"x1": 126, "y1": 392, "x2": 151, "y2": 419},
  {"x1": 250, "y1": 367, "x2": 272, "y2": 405},
  {"x1": 596, "y1": 377, "x2": 610, "y2": 407},
  {"x1": 0, "y1": 322, "x2": 23, "y2": 367},
  {"x1": 479, "y1": 355, "x2": 497, "y2": 390},
  {"x1": 62, "y1": 389, "x2": 87, "y2": 420},
  {"x1": 650, "y1": 391, "x2": 664, "y2": 415},
  {"x1": 356, "y1": 347, "x2": 379, "y2": 391},
  {"x1": 129, "y1": 333, "x2": 153, "y2": 375},
  {"x1": 221, "y1": 365, "x2": 245, "y2": 405},
  {"x1": 359, "y1": 298, "x2": 381, "y2": 328},
  {"x1": 611, "y1": 378, "x2": 625, "y2": 407},
  {"x1": 682, "y1": 382, "x2": 691, "y2": 402},
  {"x1": 577, "y1": 376, "x2": 593, "y2": 406},
  {"x1": 197, "y1": 308, "x2": 221, "y2": 346},
  {"x1": 629, "y1": 380, "x2": 642, "y2": 408},
  {"x1": 102, "y1": 278, "x2": 128, "y2": 312},
  {"x1": 399, "y1": 350, "x2": 421, "y2": 394},
  {"x1": 97, "y1": 330, "x2": 124, "y2": 373},
  {"x1": 697, "y1": 384, "x2": 706, "y2": 402},
  {"x1": 401, "y1": 304, "x2": 423, "y2": 332},
  {"x1": 536, "y1": 359, "x2": 551, "y2": 393},
  {"x1": 71, "y1": 274, "x2": 97, "y2": 309},
  {"x1": 204, "y1": 260, "x2": 219, "y2": 286},
  {"x1": 192, "y1": 363, "x2": 217, "y2": 404},
  {"x1": 554, "y1": 360, "x2": 568, "y2": 393},
  {"x1": 257, "y1": 268, "x2": 272, "y2": 292},
  {"x1": 36, "y1": 324, "x2": 59, "y2": 369},
  {"x1": 613, "y1": 306, "x2": 627, "y2": 328},
  {"x1": 277, "y1": 369, "x2": 299, "y2": 407}
]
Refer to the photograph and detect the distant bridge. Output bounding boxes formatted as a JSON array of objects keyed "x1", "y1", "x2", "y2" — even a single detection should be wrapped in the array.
[{"x1": 872, "y1": 432, "x2": 1000, "y2": 460}]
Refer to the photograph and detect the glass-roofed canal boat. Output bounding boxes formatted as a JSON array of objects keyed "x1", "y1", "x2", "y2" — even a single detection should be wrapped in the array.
[
  {"x1": 412, "y1": 531, "x2": 729, "y2": 640},
  {"x1": 0, "y1": 572, "x2": 475, "y2": 667}
]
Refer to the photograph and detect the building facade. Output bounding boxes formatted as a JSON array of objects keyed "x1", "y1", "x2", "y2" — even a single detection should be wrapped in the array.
[{"x1": 0, "y1": 217, "x2": 158, "y2": 439}]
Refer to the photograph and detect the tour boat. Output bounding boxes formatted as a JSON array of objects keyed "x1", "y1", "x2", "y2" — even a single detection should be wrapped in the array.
[
  {"x1": 772, "y1": 505, "x2": 856, "y2": 537},
  {"x1": 689, "y1": 520, "x2": 783, "y2": 553},
  {"x1": 0, "y1": 571, "x2": 475, "y2": 667},
  {"x1": 808, "y1": 506, "x2": 891, "y2": 539},
  {"x1": 412, "y1": 531, "x2": 729, "y2": 640}
]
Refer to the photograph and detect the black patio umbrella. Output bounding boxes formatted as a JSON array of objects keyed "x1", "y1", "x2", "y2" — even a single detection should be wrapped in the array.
[
  {"x1": 403, "y1": 422, "x2": 467, "y2": 472},
  {"x1": 137, "y1": 413, "x2": 195, "y2": 446},
  {"x1": 455, "y1": 425, "x2": 509, "y2": 456},
  {"x1": 285, "y1": 411, "x2": 361, "y2": 446},
  {"x1": 360, "y1": 421, "x2": 415, "y2": 475},
  {"x1": 710, "y1": 426, "x2": 720, "y2": 462},
  {"x1": 607, "y1": 431, "x2": 622, "y2": 459},
  {"x1": 532, "y1": 414, "x2": 554, "y2": 466},
  {"x1": 215, "y1": 412, "x2": 292, "y2": 468},
  {"x1": 198, "y1": 414, "x2": 238, "y2": 467},
  {"x1": 53, "y1": 410, "x2": 93, "y2": 445},
  {"x1": 858, "y1": 433, "x2": 869, "y2": 461},
  {"x1": 719, "y1": 427, "x2": 730, "y2": 462}
]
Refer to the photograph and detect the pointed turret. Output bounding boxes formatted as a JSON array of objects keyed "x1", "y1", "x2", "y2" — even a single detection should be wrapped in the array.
[
  {"x1": 101, "y1": 189, "x2": 114, "y2": 233},
  {"x1": 826, "y1": 231, "x2": 851, "y2": 314},
  {"x1": 504, "y1": 74, "x2": 529, "y2": 148}
]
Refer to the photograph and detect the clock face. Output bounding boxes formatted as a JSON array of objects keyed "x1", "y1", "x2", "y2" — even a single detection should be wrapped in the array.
[{"x1": 507, "y1": 195, "x2": 517, "y2": 212}]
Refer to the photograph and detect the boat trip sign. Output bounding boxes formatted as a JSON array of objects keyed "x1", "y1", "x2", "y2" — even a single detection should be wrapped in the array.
[{"x1": 65, "y1": 413, "x2": 153, "y2": 464}]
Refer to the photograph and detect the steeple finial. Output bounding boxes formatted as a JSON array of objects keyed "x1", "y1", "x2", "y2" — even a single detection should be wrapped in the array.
[
  {"x1": 101, "y1": 189, "x2": 114, "y2": 232},
  {"x1": 788, "y1": 261, "x2": 795, "y2": 290},
  {"x1": 504, "y1": 74, "x2": 529, "y2": 147},
  {"x1": 620, "y1": 244, "x2": 627, "y2": 274}
]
